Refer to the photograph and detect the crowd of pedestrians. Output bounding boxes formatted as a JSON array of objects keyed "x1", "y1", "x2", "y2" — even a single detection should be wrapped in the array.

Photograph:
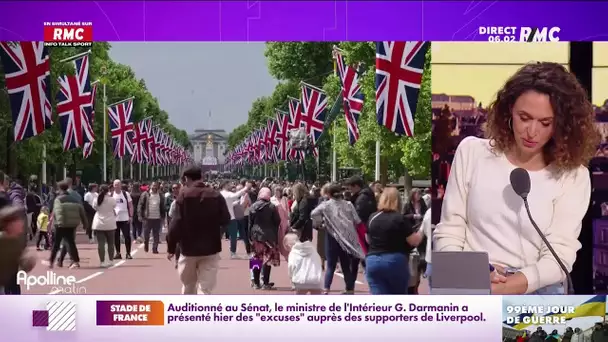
[{"x1": 0, "y1": 165, "x2": 433, "y2": 296}]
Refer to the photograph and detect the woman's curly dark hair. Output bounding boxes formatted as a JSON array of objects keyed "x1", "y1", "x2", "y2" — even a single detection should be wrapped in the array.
[{"x1": 484, "y1": 62, "x2": 600, "y2": 172}]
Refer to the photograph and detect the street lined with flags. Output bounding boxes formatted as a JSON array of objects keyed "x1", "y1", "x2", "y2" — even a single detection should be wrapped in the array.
[
  {"x1": 0, "y1": 42, "x2": 193, "y2": 183},
  {"x1": 225, "y1": 41, "x2": 430, "y2": 181}
]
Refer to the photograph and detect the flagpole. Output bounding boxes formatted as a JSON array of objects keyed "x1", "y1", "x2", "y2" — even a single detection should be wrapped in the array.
[
  {"x1": 130, "y1": 162, "x2": 133, "y2": 180},
  {"x1": 41, "y1": 144, "x2": 47, "y2": 185},
  {"x1": 119, "y1": 158, "x2": 123, "y2": 180},
  {"x1": 331, "y1": 50, "x2": 338, "y2": 183},
  {"x1": 107, "y1": 97, "x2": 135, "y2": 107},
  {"x1": 375, "y1": 141, "x2": 381, "y2": 182},
  {"x1": 101, "y1": 67, "x2": 108, "y2": 183},
  {"x1": 59, "y1": 50, "x2": 91, "y2": 63},
  {"x1": 138, "y1": 163, "x2": 142, "y2": 181},
  {"x1": 300, "y1": 81, "x2": 325, "y2": 93}
]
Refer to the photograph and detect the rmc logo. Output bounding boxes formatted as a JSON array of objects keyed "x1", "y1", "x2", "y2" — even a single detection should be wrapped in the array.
[
  {"x1": 519, "y1": 27, "x2": 561, "y2": 42},
  {"x1": 52, "y1": 27, "x2": 87, "y2": 41}
]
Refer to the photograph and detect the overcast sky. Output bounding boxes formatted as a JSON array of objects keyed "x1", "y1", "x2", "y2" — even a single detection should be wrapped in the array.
[{"x1": 108, "y1": 43, "x2": 278, "y2": 134}]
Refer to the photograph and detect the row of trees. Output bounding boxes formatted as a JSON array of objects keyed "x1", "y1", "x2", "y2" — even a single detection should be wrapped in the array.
[
  {"x1": 0, "y1": 43, "x2": 190, "y2": 184},
  {"x1": 226, "y1": 42, "x2": 432, "y2": 182}
]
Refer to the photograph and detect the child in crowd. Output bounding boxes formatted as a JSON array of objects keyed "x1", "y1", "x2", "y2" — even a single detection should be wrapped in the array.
[
  {"x1": 285, "y1": 231, "x2": 322, "y2": 295},
  {"x1": 36, "y1": 206, "x2": 50, "y2": 251}
]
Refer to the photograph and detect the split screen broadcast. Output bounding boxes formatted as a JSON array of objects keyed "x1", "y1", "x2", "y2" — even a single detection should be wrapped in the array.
[{"x1": 1, "y1": 41, "x2": 607, "y2": 296}]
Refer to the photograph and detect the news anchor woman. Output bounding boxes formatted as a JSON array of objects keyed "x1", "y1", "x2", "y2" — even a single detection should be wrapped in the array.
[{"x1": 434, "y1": 62, "x2": 600, "y2": 295}]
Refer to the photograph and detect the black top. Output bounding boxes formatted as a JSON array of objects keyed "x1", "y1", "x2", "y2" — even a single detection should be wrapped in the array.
[
  {"x1": 350, "y1": 187, "x2": 377, "y2": 223},
  {"x1": 366, "y1": 211, "x2": 415, "y2": 256}
]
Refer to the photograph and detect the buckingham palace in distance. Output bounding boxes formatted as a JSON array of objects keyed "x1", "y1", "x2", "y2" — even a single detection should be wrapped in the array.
[{"x1": 189, "y1": 128, "x2": 228, "y2": 173}]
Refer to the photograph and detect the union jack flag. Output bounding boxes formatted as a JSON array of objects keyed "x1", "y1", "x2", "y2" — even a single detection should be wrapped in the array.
[
  {"x1": 57, "y1": 54, "x2": 94, "y2": 151},
  {"x1": 83, "y1": 82, "x2": 97, "y2": 158},
  {"x1": 259, "y1": 126, "x2": 267, "y2": 161},
  {"x1": 160, "y1": 132, "x2": 171, "y2": 165},
  {"x1": 145, "y1": 120, "x2": 156, "y2": 165},
  {"x1": 108, "y1": 98, "x2": 134, "y2": 158},
  {"x1": 275, "y1": 109, "x2": 289, "y2": 161},
  {"x1": 265, "y1": 119, "x2": 277, "y2": 162},
  {"x1": 287, "y1": 97, "x2": 304, "y2": 131},
  {"x1": 300, "y1": 83, "x2": 327, "y2": 156},
  {"x1": 155, "y1": 128, "x2": 169, "y2": 166},
  {"x1": 0, "y1": 42, "x2": 52, "y2": 141},
  {"x1": 335, "y1": 49, "x2": 364, "y2": 145},
  {"x1": 130, "y1": 119, "x2": 149, "y2": 164},
  {"x1": 375, "y1": 41, "x2": 429, "y2": 136}
]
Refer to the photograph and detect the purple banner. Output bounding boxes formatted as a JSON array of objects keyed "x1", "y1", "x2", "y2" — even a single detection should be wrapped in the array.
[{"x1": 0, "y1": 1, "x2": 606, "y2": 41}]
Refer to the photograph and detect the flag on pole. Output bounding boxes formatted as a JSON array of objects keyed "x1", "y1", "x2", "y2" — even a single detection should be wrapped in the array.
[
  {"x1": 56, "y1": 54, "x2": 94, "y2": 151},
  {"x1": 375, "y1": 41, "x2": 429, "y2": 136},
  {"x1": 275, "y1": 109, "x2": 289, "y2": 161},
  {"x1": 334, "y1": 48, "x2": 364, "y2": 145},
  {"x1": 300, "y1": 83, "x2": 328, "y2": 156},
  {"x1": 0, "y1": 42, "x2": 52, "y2": 141},
  {"x1": 108, "y1": 98, "x2": 134, "y2": 158}
]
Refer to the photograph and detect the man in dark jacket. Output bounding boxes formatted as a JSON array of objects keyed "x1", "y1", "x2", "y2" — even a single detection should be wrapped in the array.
[
  {"x1": 49, "y1": 181, "x2": 87, "y2": 269},
  {"x1": 344, "y1": 175, "x2": 377, "y2": 284},
  {"x1": 167, "y1": 165, "x2": 230, "y2": 294},
  {"x1": 26, "y1": 184, "x2": 42, "y2": 237},
  {"x1": 345, "y1": 176, "x2": 377, "y2": 224}
]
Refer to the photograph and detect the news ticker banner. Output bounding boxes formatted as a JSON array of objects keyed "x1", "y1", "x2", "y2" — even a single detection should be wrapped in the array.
[
  {"x1": 0, "y1": 1, "x2": 607, "y2": 42},
  {"x1": 2, "y1": 295, "x2": 504, "y2": 341},
  {"x1": 3, "y1": 295, "x2": 607, "y2": 341}
]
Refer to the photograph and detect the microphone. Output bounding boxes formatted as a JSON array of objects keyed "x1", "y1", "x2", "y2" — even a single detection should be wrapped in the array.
[{"x1": 509, "y1": 168, "x2": 574, "y2": 295}]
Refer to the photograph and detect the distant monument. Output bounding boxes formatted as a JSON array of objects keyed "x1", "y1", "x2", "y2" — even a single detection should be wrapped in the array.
[{"x1": 202, "y1": 134, "x2": 218, "y2": 166}]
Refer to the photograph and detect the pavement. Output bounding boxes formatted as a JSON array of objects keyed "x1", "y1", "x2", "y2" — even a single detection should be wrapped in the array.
[{"x1": 21, "y1": 230, "x2": 428, "y2": 295}]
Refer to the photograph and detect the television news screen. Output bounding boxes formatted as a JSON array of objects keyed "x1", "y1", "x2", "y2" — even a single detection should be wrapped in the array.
[{"x1": 0, "y1": 2, "x2": 607, "y2": 342}]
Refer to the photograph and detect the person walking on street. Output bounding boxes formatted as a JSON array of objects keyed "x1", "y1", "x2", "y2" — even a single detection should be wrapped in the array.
[
  {"x1": 219, "y1": 180, "x2": 251, "y2": 259},
  {"x1": 344, "y1": 176, "x2": 377, "y2": 275},
  {"x1": 290, "y1": 183, "x2": 315, "y2": 242},
  {"x1": 249, "y1": 187, "x2": 281, "y2": 290},
  {"x1": 83, "y1": 183, "x2": 98, "y2": 243},
  {"x1": 167, "y1": 182, "x2": 181, "y2": 269},
  {"x1": 92, "y1": 185, "x2": 117, "y2": 267},
  {"x1": 26, "y1": 184, "x2": 42, "y2": 239},
  {"x1": 35, "y1": 206, "x2": 50, "y2": 250},
  {"x1": 48, "y1": 181, "x2": 87, "y2": 269},
  {"x1": 167, "y1": 166, "x2": 230, "y2": 295},
  {"x1": 138, "y1": 181, "x2": 166, "y2": 254},
  {"x1": 130, "y1": 183, "x2": 142, "y2": 242},
  {"x1": 111, "y1": 179, "x2": 133, "y2": 260}
]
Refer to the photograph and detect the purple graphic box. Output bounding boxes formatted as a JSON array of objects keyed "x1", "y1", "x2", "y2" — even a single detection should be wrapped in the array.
[
  {"x1": 32, "y1": 310, "x2": 49, "y2": 327},
  {"x1": 0, "y1": 2, "x2": 607, "y2": 41}
]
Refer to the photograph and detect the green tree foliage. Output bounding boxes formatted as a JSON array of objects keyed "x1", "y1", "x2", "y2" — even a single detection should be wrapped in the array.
[
  {"x1": 228, "y1": 42, "x2": 432, "y2": 182},
  {"x1": 0, "y1": 42, "x2": 190, "y2": 182}
]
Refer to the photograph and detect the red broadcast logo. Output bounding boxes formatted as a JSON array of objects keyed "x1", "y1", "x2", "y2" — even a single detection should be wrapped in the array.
[{"x1": 43, "y1": 23, "x2": 93, "y2": 47}]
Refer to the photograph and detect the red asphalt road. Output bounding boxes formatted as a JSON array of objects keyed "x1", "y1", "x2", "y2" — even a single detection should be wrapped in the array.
[{"x1": 21, "y1": 231, "x2": 387, "y2": 295}]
